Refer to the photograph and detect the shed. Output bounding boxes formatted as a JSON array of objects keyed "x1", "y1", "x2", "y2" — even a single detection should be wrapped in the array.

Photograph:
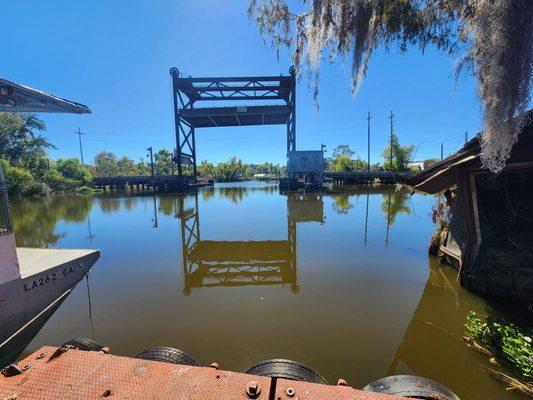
[
  {"x1": 407, "y1": 112, "x2": 533, "y2": 304},
  {"x1": 287, "y1": 150, "x2": 324, "y2": 184}
]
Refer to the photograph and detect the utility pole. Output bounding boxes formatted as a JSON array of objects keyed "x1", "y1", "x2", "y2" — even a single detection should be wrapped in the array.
[
  {"x1": 147, "y1": 147, "x2": 155, "y2": 179},
  {"x1": 389, "y1": 111, "x2": 394, "y2": 172},
  {"x1": 75, "y1": 128, "x2": 85, "y2": 164},
  {"x1": 465, "y1": 131, "x2": 468, "y2": 143},
  {"x1": 441, "y1": 142, "x2": 444, "y2": 160},
  {"x1": 367, "y1": 112, "x2": 371, "y2": 171}
]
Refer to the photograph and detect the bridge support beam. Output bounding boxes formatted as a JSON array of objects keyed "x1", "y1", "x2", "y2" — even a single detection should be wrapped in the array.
[{"x1": 169, "y1": 67, "x2": 297, "y2": 179}]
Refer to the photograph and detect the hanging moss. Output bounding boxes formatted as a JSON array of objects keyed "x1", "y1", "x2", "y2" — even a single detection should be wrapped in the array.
[{"x1": 249, "y1": 0, "x2": 533, "y2": 172}]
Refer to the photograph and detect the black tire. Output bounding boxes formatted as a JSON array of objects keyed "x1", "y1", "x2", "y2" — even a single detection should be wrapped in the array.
[
  {"x1": 245, "y1": 359, "x2": 327, "y2": 384},
  {"x1": 61, "y1": 338, "x2": 105, "y2": 352},
  {"x1": 136, "y1": 346, "x2": 200, "y2": 366},
  {"x1": 363, "y1": 375, "x2": 460, "y2": 400}
]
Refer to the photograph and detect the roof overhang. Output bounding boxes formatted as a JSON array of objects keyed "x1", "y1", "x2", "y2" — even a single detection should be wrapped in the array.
[
  {"x1": 0, "y1": 78, "x2": 91, "y2": 114},
  {"x1": 413, "y1": 155, "x2": 480, "y2": 193}
]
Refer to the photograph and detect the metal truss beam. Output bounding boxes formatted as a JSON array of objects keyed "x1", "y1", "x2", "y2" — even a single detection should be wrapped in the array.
[{"x1": 170, "y1": 67, "x2": 297, "y2": 178}]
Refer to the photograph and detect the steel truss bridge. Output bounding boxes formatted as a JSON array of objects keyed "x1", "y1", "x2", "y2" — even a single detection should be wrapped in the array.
[{"x1": 170, "y1": 67, "x2": 297, "y2": 179}]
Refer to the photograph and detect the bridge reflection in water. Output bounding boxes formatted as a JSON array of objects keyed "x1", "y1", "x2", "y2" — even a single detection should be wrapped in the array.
[{"x1": 177, "y1": 192, "x2": 324, "y2": 295}]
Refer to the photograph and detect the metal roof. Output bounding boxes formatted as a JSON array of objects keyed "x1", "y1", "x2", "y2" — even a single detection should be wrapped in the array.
[
  {"x1": 406, "y1": 110, "x2": 533, "y2": 193},
  {"x1": 0, "y1": 78, "x2": 91, "y2": 114}
]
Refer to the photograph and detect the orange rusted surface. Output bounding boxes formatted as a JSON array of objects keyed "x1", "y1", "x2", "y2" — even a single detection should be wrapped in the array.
[
  {"x1": 275, "y1": 378, "x2": 400, "y2": 400},
  {"x1": 0, "y1": 347, "x2": 404, "y2": 399}
]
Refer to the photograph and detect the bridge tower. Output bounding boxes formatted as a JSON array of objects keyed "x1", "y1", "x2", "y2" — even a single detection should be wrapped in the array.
[{"x1": 170, "y1": 67, "x2": 297, "y2": 180}]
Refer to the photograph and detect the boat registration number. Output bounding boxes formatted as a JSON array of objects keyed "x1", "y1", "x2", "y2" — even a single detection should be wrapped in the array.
[{"x1": 23, "y1": 266, "x2": 77, "y2": 292}]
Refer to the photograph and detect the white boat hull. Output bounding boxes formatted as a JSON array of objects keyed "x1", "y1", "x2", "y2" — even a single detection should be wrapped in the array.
[{"x1": 0, "y1": 248, "x2": 100, "y2": 366}]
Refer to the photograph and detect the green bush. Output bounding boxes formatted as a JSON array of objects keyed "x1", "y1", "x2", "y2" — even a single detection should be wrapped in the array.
[
  {"x1": 43, "y1": 168, "x2": 78, "y2": 193},
  {"x1": 466, "y1": 311, "x2": 533, "y2": 380},
  {"x1": 1, "y1": 159, "x2": 41, "y2": 196},
  {"x1": 55, "y1": 158, "x2": 92, "y2": 185}
]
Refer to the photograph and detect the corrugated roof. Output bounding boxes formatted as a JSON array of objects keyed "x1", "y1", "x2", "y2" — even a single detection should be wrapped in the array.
[
  {"x1": 0, "y1": 77, "x2": 91, "y2": 114},
  {"x1": 406, "y1": 110, "x2": 533, "y2": 193}
]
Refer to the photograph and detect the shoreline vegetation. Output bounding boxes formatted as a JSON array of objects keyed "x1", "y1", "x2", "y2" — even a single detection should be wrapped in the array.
[
  {"x1": 464, "y1": 311, "x2": 533, "y2": 396},
  {"x1": 2, "y1": 112, "x2": 429, "y2": 197}
]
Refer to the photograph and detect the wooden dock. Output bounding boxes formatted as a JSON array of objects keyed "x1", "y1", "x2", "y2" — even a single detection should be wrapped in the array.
[
  {"x1": 324, "y1": 171, "x2": 398, "y2": 185},
  {"x1": 92, "y1": 175, "x2": 213, "y2": 193}
]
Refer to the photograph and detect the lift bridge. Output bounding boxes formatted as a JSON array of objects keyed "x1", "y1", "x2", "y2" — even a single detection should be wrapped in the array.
[
  {"x1": 170, "y1": 67, "x2": 296, "y2": 178},
  {"x1": 176, "y1": 191, "x2": 323, "y2": 295}
]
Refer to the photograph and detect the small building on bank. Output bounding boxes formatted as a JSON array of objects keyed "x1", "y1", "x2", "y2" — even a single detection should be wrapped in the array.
[{"x1": 407, "y1": 113, "x2": 533, "y2": 304}]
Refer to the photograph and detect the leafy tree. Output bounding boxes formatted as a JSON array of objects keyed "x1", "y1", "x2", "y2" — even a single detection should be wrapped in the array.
[
  {"x1": 0, "y1": 159, "x2": 38, "y2": 196},
  {"x1": 329, "y1": 144, "x2": 368, "y2": 172},
  {"x1": 208, "y1": 157, "x2": 252, "y2": 182},
  {"x1": 352, "y1": 157, "x2": 368, "y2": 171},
  {"x1": 43, "y1": 168, "x2": 77, "y2": 193},
  {"x1": 0, "y1": 113, "x2": 54, "y2": 170},
  {"x1": 136, "y1": 158, "x2": 151, "y2": 175},
  {"x1": 332, "y1": 144, "x2": 355, "y2": 159},
  {"x1": 334, "y1": 155, "x2": 353, "y2": 172},
  {"x1": 117, "y1": 156, "x2": 137, "y2": 176},
  {"x1": 154, "y1": 149, "x2": 175, "y2": 175},
  {"x1": 382, "y1": 133, "x2": 414, "y2": 171},
  {"x1": 55, "y1": 158, "x2": 92, "y2": 185},
  {"x1": 249, "y1": 0, "x2": 533, "y2": 173},
  {"x1": 197, "y1": 160, "x2": 215, "y2": 178},
  {"x1": 94, "y1": 151, "x2": 118, "y2": 177}
]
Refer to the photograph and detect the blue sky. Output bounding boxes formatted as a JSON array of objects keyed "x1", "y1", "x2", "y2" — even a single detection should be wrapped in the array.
[{"x1": 2, "y1": 0, "x2": 482, "y2": 165}]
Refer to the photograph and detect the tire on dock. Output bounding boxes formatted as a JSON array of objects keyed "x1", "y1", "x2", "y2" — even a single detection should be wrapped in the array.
[
  {"x1": 363, "y1": 375, "x2": 460, "y2": 399},
  {"x1": 136, "y1": 346, "x2": 200, "y2": 366},
  {"x1": 61, "y1": 338, "x2": 106, "y2": 352},
  {"x1": 245, "y1": 359, "x2": 327, "y2": 384}
]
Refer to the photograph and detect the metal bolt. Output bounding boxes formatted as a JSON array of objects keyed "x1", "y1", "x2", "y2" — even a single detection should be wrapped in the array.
[
  {"x1": 209, "y1": 362, "x2": 219, "y2": 369},
  {"x1": 337, "y1": 378, "x2": 348, "y2": 386},
  {"x1": 285, "y1": 387, "x2": 295, "y2": 397},
  {"x1": 246, "y1": 380, "x2": 261, "y2": 398}
]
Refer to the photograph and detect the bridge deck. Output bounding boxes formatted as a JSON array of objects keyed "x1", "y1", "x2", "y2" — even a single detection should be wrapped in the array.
[
  {"x1": 92, "y1": 175, "x2": 209, "y2": 193},
  {"x1": 324, "y1": 171, "x2": 397, "y2": 184}
]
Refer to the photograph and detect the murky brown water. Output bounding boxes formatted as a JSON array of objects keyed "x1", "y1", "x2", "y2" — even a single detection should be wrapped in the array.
[{"x1": 10, "y1": 183, "x2": 530, "y2": 399}]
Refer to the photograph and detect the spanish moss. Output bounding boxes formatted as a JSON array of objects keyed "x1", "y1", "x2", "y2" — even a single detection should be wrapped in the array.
[{"x1": 249, "y1": 0, "x2": 533, "y2": 172}]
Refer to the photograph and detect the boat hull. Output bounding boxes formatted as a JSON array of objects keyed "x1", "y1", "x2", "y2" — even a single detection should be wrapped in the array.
[{"x1": 0, "y1": 248, "x2": 100, "y2": 367}]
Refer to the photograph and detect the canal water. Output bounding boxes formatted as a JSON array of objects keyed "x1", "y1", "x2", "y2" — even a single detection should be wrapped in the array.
[{"x1": 10, "y1": 183, "x2": 530, "y2": 400}]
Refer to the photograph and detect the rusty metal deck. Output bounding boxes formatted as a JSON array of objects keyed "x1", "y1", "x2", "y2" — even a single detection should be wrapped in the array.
[{"x1": 0, "y1": 347, "x2": 404, "y2": 399}]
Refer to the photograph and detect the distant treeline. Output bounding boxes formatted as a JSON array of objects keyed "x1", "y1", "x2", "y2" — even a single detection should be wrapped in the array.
[
  {"x1": 0, "y1": 113, "x2": 93, "y2": 196},
  {"x1": 1, "y1": 112, "x2": 438, "y2": 196},
  {"x1": 92, "y1": 151, "x2": 286, "y2": 183},
  {"x1": 0, "y1": 113, "x2": 287, "y2": 196}
]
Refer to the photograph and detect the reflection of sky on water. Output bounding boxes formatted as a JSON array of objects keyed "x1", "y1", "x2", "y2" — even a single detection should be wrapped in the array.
[{"x1": 10, "y1": 183, "x2": 524, "y2": 400}]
